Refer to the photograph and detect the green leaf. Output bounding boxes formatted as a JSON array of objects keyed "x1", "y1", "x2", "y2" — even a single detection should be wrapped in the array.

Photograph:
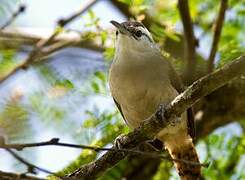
[
  {"x1": 100, "y1": 31, "x2": 108, "y2": 46},
  {"x1": 94, "y1": 71, "x2": 106, "y2": 83},
  {"x1": 91, "y1": 81, "x2": 100, "y2": 93},
  {"x1": 103, "y1": 47, "x2": 115, "y2": 62},
  {"x1": 56, "y1": 79, "x2": 74, "y2": 89}
]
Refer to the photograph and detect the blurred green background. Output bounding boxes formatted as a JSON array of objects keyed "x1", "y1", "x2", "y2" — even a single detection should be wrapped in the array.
[{"x1": 0, "y1": 0, "x2": 244, "y2": 179}]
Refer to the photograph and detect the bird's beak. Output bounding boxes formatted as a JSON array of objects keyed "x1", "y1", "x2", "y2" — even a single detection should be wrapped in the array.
[{"x1": 110, "y1": 20, "x2": 130, "y2": 35}]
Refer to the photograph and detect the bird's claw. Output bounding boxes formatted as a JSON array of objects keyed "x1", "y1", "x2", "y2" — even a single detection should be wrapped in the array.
[
  {"x1": 156, "y1": 104, "x2": 166, "y2": 122},
  {"x1": 113, "y1": 134, "x2": 127, "y2": 151},
  {"x1": 146, "y1": 138, "x2": 163, "y2": 151}
]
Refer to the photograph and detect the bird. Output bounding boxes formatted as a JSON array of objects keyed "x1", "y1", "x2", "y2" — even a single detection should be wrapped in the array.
[{"x1": 109, "y1": 20, "x2": 200, "y2": 180}]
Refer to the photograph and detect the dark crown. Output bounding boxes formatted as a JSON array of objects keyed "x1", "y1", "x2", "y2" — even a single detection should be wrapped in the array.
[{"x1": 121, "y1": 21, "x2": 145, "y2": 29}]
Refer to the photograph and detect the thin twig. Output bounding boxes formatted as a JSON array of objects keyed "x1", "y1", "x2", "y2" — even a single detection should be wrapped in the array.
[
  {"x1": 36, "y1": 0, "x2": 97, "y2": 48},
  {"x1": 57, "y1": 0, "x2": 98, "y2": 27},
  {"x1": 0, "y1": 0, "x2": 97, "y2": 84},
  {"x1": 0, "y1": 138, "x2": 207, "y2": 167},
  {"x1": 207, "y1": 0, "x2": 228, "y2": 73},
  {"x1": 178, "y1": 0, "x2": 197, "y2": 83},
  {"x1": 5, "y1": 149, "x2": 60, "y2": 177},
  {"x1": 0, "y1": 35, "x2": 93, "y2": 84},
  {"x1": 0, "y1": 4, "x2": 26, "y2": 30},
  {"x1": 40, "y1": 40, "x2": 76, "y2": 59}
]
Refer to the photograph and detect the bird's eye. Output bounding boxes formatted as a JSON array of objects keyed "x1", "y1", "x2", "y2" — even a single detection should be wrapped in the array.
[
  {"x1": 135, "y1": 30, "x2": 142, "y2": 37},
  {"x1": 116, "y1": 31, "x2": 119, "y2": 36}
]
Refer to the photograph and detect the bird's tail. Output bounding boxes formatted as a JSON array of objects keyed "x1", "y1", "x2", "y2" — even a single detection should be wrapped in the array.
[{"x1": 163, "y1": 133, "x2": 201, "y2": 180}]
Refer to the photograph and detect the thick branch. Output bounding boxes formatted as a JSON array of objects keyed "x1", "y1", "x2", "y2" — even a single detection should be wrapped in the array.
[
  {"x1": 196, "y1": 78, "x2": 245, "y2": 138},
  {"x1": 178, "y1": 0, "x2": 197, "y2": 83},
  {"x1": 207, "y1": 0, "x2": 228, "y2": 72},
  {"x1": 165, "y1": 55, "x2": 244, "y2": 118},
  {"x1": 67, "y1": 55, "x2": 245, "y2": 179}
]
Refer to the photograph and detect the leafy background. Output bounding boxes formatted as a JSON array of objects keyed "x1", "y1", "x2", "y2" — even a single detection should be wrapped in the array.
[{"x1": 0, "y1": 0, "x2": 244, "y2": 179}]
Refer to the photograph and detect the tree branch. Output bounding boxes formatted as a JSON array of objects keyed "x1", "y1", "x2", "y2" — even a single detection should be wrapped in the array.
[
  {"x1": 0, "y1": 4, "x2": 26, "y2": 30},
  {"x1": 1, "y1": 138, "x2": 206, "y2": 167},
  {"x1": 0, "y1": 170, "x2": 44, "y2": 180},
  {"x1": 109, "y1": 0, "x2": 132, "y2": 18},
  {"x1": 177, "y1": 0, "x2": 197, "y2": 83},
  {"x1": 5, "y1": 149, "x2": 58, "y2": 176},
  {"x1": 66, "y1": 55, "x2": 245, "y2": 179},
  {"x1": 0, "y1": 1, "x2": 97, "y2": 85},
  {"x1": 207, "y1": 0, "x2": 228, "y2": 73},
  {"x1": 196, "y1": 78, "x2": 245, "y2": 138},
  {"x1": 107, "y1": 83, "x2": 245, "y2": 180},
  {"x1": 0, "y1": 137, "x2": 206, "y2": 179},
  {"x1": 57, "y1": 0, "x2": 97, "y2": 27},
  {"x1": 0, "y1": 30, "x2": 104, "y2": 51}
]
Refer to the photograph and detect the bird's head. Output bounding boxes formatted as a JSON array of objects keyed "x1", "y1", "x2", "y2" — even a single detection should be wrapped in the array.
[{"x1": 110, "y1": 20, "x2": 156, "y2": 53}]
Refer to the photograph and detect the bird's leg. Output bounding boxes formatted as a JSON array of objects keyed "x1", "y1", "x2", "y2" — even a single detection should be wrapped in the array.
[
  {"x1": 146, "y1": 138, "x2": 163, "y2": 151},
  {"x1": 155, "y1": 104, "x2": 167, "y2": 122},
  {"x1": 113, "y1": 134, "x2": 127, "y2": 151},
  {"x1": 143, "y1": 104, "x2": 166, "y2": 151},
  {"x1": 114, "y1": 104, "x2": 167, "y2": 153}
]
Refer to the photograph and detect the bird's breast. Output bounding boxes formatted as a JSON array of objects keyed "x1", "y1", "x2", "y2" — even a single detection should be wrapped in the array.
[{"x1": 109, "y1": 61, "x2": 178, "y2": 129}]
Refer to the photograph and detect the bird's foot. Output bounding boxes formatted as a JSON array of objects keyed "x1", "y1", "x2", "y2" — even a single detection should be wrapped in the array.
[
  {"x1": 156, "y1": 104, "x2": 166, "y2": 122},
  {"x1": 146, "y1": 138, "x2": 163, "y2": 151},
  {"x1": 113, "y1": 134, "x2": 128, "y2": 155}
]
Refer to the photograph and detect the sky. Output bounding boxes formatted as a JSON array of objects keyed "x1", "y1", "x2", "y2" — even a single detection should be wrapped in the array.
[{"x1": 16, "y1": 0, "x2": 126, "y2": 31}]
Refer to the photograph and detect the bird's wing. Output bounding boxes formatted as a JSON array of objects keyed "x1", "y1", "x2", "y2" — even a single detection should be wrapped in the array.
[
  {"x1": 168, "y1": 61, "x2": 196, "y2": 139},
  {"x1": 113, "y1": 97, "x2": 163, "y2": 150},
  {"x1": 113, "y1": 97, "x2": 127, "y2": 122}
]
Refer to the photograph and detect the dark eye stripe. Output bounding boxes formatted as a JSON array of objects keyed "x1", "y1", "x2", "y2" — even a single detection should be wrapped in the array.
[{"x1": 142, "y1": 32, "x2": 153, "y2": 43}]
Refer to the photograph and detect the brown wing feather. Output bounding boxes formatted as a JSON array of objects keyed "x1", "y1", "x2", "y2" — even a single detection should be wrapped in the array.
[
  {"x1": 167, "y1": 61, "x2": 196, "y2": 139},
  {"x1": 187, "y1": 107, "x2": 195, "y2": 138},
  {"x1": 113, "y1": 98, "x2": 127, "y2": 123},
  {"x1": 113, "y1": 98, "x2": 163, "y2": 150}
]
